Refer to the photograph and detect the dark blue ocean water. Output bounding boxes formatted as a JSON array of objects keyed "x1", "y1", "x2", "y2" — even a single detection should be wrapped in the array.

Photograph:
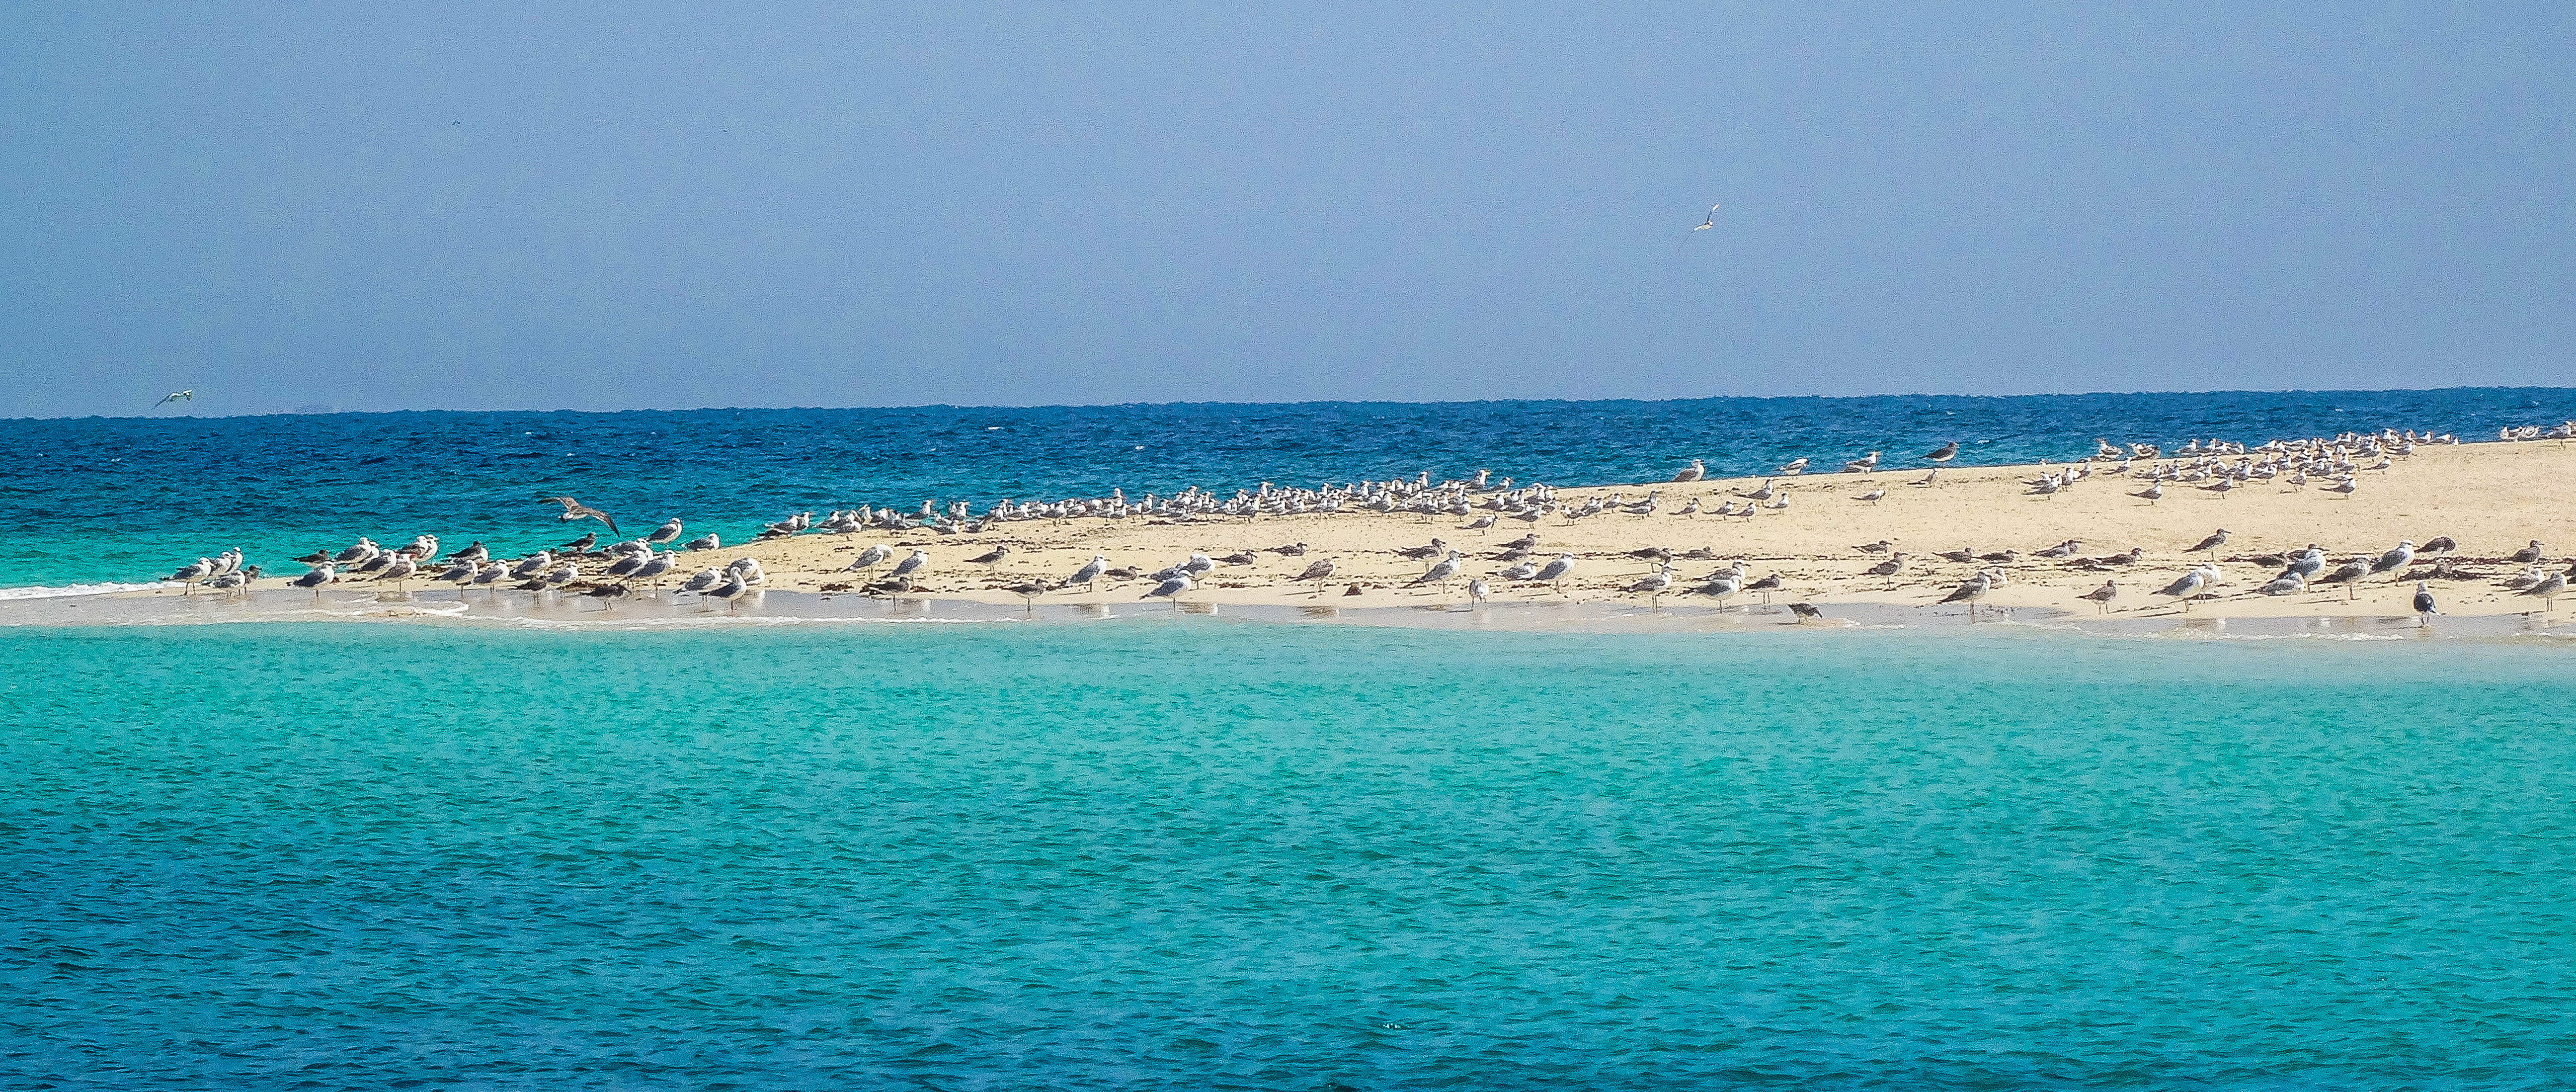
[
  {"x1": 5, "y1": 387, "x2": 2574, "y2": 588},
  {"x1": 5, "y1": 622, "x2": 2574, "y2": 1089}
]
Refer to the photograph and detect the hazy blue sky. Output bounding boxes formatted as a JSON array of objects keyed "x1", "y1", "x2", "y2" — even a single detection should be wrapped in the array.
[{"x1": 4, "y1": 4, "x2": 2571, "y2": 418}]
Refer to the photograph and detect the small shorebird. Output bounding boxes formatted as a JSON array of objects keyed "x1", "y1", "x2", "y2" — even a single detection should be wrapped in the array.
[{"x1": 542, "y1": 497, "x2": 619, "y2": 536}]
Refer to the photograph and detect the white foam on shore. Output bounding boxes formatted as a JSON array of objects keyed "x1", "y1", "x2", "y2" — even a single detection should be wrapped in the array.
[{"x1": 0, "y1": 581, "x2": 175, "y2": 601}]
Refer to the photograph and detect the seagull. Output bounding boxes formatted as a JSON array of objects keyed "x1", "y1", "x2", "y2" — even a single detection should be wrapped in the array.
[
  {"x1": 541, "y1": 497, "x2": 619, "y2": 536},
  {"x1": 1533, "y1": 554, "x2": 1576, "y2": 594},
  {"x1": 2156, "y1": 567, "x2": 2213, "y2": 609},
  {"x1": 2511, "y1": 540, "x2": 2547, "y2": 565},
  {"x1": 678, "y1": 567, "x2": 725, "y2": 595},
  {"x1": 2369, "y1": 540, "x2": 2415, "y2": 580},
  {"x1": 2186, "y1": 529, "x2": 2229, "y2": 554},
  {"x1": 2412, "y1": 581, "x2": 2438, "y2": 626},
  {"x1": 289, "y1": 563, "x2": 335, "y2": 599},
  {"x1": 2315, "y1": 560, "x2": 2368, "y2": 599},
  {"x1": 683, "y1": 533, "x2": 719, "y2": 551},
  {"x1": 1854, "y1": 489, "x2": 1886, "y2": 504},
  {"x1": 1626, "y1": 563, "x2": 1674, "y2": 600},
  {"x1": 1923, "y1": 441, "x2": 1958, "y2": 465},
  {"x1": 1864, "y1": 553, "x2": 1907, "y2": 578},
  {"x1": 1410, "y1": 551, "x2": 1466, "y2": 588},
  {"x1": 1775, "y1": 457, "x2": 1809, "y2": 475},
  {"x1": 1467, "y1": 578, "x2": 1490, "y2": 605},
  {"x1": 1746, "y1": 572, "x2": 1784, "y2": 604},
  {"x1": 1787, "y1": 602, "x2": 1824, "y2": 622},
  {"x1": 1142, "y1": 572, "x2": 1193, "y2": 605},
  {"x1": 888, "y1": 549, "x2": 929, "y2": 581},
  {"x1": 2255, "y1": 572, "x2": 2306, "y2": 596},
  {"x1": 1066, "y1": 553, "x2": 1110, "y2": 591},
  {"x1": 1693, "y1": 203, "x2": 1720, "y2": 230},
  {"x1": 2080, "y1": 579, "x2": 2118, "y2": 613},
  {"x1": 2131, "y1": 483, "x2": 2164, "y2": 505},
  {"x1": 557, "y1": 531, "x2": 599, "y2": 553},
  {"x1": 646, "y1": 518, "x2": 683, "y2": 546},
  {"x1": 153, "y1": 390, "x2": 195, "y2": 409},
  {"x1": 966, "y1": 545, "x2": 1011, "y2": 565},
  {"x1": 1941, "y1": 570, "x2": 1995, "y2": 622},
  {"x1": 372, "y1": 555, "x2": 417, "y2": 589},
  {"x1": 845, "y1": 543, "x2": 893, "y2": 572},
  {"x1": 2518, "y1": 571, "x2": 2565, "y2": 610}
]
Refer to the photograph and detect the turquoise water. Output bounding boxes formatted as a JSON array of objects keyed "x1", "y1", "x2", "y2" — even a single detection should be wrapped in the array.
[{"x1": 6, "y1": 620, "x2": 2574, "y2": 1088}]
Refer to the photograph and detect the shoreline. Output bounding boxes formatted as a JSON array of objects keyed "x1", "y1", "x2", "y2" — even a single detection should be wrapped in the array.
[
  {"x1": 9, "y1": 585, "x2": 2574, "y2": 644},
  {"x1": 47, "y1": 436, "x2": 2576, "y2": 629}
]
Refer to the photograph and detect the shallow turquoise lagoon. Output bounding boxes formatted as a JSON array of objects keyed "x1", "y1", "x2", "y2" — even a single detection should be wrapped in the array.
[{"x1": 4, "y1": 622, "x2": 2573, "y2": 1089}]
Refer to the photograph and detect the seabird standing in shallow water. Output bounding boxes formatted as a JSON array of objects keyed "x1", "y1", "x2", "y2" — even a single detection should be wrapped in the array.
[{"x1": 2413, "y1": 582, "x2": 2438, "y2": 627}]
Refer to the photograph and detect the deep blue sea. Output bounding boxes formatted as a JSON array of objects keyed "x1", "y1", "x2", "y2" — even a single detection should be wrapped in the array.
[
  {"x1": 7, "y1": 389, "x2": 2576, "y2": 1089},
  {"x1": 5, "y1": 622, "x2": 2574, "y2": 1089},
  {"x1": 5, "y1": 387, "x2": 2575, "y2": 589}
]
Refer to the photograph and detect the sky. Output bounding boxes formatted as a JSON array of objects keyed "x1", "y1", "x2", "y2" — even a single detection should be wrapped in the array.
[{"x1": 3, "y1": 4, "x2": 2572, "y2": 418}]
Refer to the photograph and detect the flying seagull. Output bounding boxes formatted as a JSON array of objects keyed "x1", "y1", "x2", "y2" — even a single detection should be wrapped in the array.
[
  {"x1": 1693, "y1": 204, "x2": 1720, "y2": 230},
  {"x1": 154, "y1": 390, "x2": 195, "y2": 409},
  {"x1": 541, "y1": 496, "x2": 619, "y2": 536}
]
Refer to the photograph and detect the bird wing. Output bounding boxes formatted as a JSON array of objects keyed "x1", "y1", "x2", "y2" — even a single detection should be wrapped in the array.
[{"x1": 591, "y1": 510, "x2": 619, "y2": 535}]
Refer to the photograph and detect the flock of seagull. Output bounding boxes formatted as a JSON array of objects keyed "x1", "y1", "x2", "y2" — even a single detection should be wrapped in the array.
[{"x1": 152, "y1": 422, "x2": 2574, "y2": 622}]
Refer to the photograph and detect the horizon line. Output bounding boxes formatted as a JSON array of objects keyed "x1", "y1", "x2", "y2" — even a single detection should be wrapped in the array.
[{"x1": 10, "y1": 382, "x2": 2576, "y2": 423}]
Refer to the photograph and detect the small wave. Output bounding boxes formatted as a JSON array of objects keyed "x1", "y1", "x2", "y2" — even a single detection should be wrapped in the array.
[{"x1": 0, "y1": 581, "x2": 174, "y2": 601}]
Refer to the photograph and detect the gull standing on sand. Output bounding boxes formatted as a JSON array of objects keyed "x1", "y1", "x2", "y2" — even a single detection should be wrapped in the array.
[
  {"x1": 1923, "y1": 441, "x2": 1958, "y2": 465},
  {"x1": 1941, "y1": 570, "x2": 1995, "y2": 622},
  {"x1": 1671, "y1": 459, "x2": 1706, "y2": 482},
  {"x1": 845, "y1": 543, "x2": 893, "y2": 571},
  {"x1": 1410, "y1": 551, "x2": 1465, "y2": 589},
  {"x1": 2370, "y1": 540, "x2": 2415, "y2": 581},
  {"x1": 2081, "y1": 579, "x2": 2118, "y2": 613},
  {"x1": 290, "y1": 563, "x2": 334, "y2": 599},
  {"x1": 888, "y1": 550, "x2": 929, "y2": 582},
  {"x1": 1295, "y1": 557, "x2": 1337, "y2": 595},
  {"x1": 2156, "y1": 567, "x2": 2216, "y2": 610},
  {"x1": 1533, "y1": 554, "x2": 1576, "y2": 594},
  {"x1": 1067, "y1": 553, "x2": 1110, "y2": 591},
  {"x1": 2519, "y1": 571, "x2": 2566, "y2": 611},
  {"x1": 2186, "y1": 529, "x2": 2229, "y2": 555},
  {"x1": 683, "y1": 533, "x2": 719, "y2": 552},
  {"x1": 646, "y1": 518, "x2": 683, "y2": 546},
  {"x1": 1142, "y1": 572, "x2": 1193, "y2": 606},
  {"x1": 1626, "y1": 563, "x2": 1674, "y2": 601},
  {"x1": 2131, "y1": 482, "x2": 2163, "y2": 505}
]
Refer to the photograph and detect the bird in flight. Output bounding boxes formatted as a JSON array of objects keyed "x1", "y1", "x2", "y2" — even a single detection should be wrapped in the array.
[
  {"x1": 541, "y1": 496, "x2": 620, "y2": 536},
  {"x1": 1693, "y1": 204, "x2": 1720, "y2": 231},
  {"x1": 154, "y1": 390, "x2": 194, "y2": 409}
]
